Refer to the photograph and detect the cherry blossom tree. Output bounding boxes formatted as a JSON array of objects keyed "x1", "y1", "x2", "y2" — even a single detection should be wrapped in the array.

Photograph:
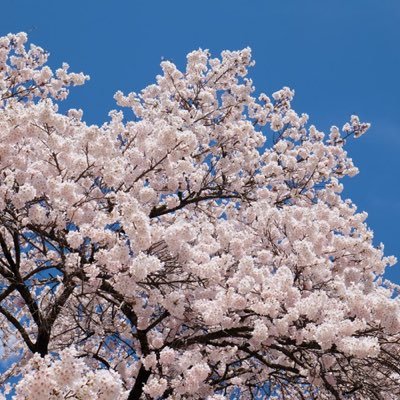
[{"x1": 0, "y1": 32, "x2": 399, "y2": 399}]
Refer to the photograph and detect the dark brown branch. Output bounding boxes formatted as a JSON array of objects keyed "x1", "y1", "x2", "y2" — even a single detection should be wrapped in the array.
[
  {"x1": 0, "y1": 304, "x2": 35, "y2": 352},
  {"x1": 127, "y1": 364, "x2": 151, "y2": 400}
]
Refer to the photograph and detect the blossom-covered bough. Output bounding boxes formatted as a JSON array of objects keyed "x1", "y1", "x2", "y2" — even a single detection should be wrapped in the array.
[{"x1": 0, "y1": 32, "x2": 399, "y2": 399}]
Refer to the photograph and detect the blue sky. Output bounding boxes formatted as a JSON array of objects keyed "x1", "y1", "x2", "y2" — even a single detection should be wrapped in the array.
[{"x1": 1, "y1": 0, "x2": 399, "y2": 282}]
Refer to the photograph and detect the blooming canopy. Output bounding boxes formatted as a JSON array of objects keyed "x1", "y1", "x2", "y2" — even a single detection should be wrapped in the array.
[{"x1": 0, "y1": 33, "x2": 399, "y2": 399}]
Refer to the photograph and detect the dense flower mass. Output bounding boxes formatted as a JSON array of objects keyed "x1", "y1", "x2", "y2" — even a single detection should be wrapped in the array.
[{"x1": 0, "y1": 32, "x2": 399, "y2": 399}]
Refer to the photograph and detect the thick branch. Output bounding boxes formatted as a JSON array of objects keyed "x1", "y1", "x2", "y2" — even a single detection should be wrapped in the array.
[{"x1": 127, "y1": 364, "x2": 151, "y2": 400}]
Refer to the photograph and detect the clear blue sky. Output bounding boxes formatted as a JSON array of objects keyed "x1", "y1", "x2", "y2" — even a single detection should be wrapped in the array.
[{"x1": 1, "y1": 0, "x2": 399, "y2": 283}]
